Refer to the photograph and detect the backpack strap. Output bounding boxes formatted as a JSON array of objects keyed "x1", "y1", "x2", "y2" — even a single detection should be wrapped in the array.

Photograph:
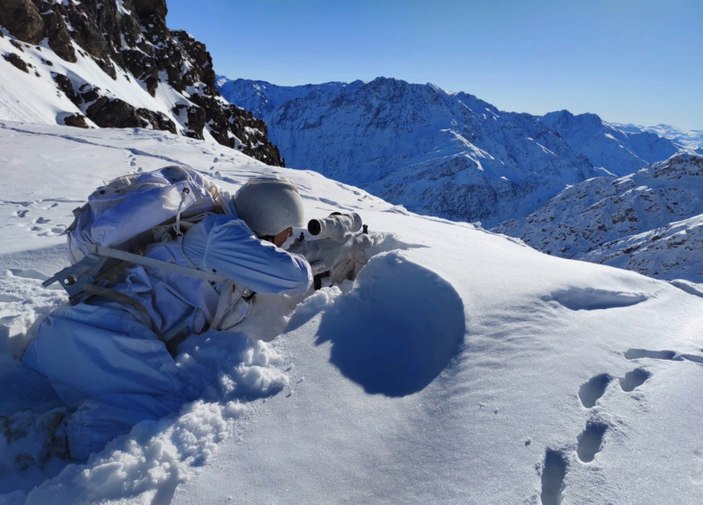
[{"x1": 86, "y1": 244, "x2": 230, "y2": 284}]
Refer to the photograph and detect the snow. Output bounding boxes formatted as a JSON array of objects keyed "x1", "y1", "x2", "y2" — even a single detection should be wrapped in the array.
[
  {"x1": 615, "y1": 122, "x2": 703, "y2": 151},
  {"x1": 1, "y1": 121, "x2": 703, "y2": 504}
]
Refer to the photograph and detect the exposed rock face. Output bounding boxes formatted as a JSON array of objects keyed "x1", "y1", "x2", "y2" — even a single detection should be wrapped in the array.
[
  {"x1": 0, "y1": 0, "x2": 44, "y2": 44},
  {"x1": 3, "y1": 52, "x2": 29, "y2": 72},
  {"x1": 86, "y1": 97, "x2": 176, "y2": 133},
  {"x1": 0, "y1": 0, "x2": 283, "y2": 165}
]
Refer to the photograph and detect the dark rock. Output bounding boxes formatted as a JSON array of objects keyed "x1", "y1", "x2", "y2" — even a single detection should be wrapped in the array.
[
  {"x1": 63, "y1": 114, "x2": 89, "y2": 128},
  {"x1": 51, "y1": 73, "x2": 80, "y2": 106},
  {"x1": 3, "y1": 52, "x2": 29, "y2": 73},
  {"x1": 86, "y1": 97, "x2": 145, "y2": 128},
  {"x1": 135, "y1": 108, "x2": 176, "y2": 133},
  {"x1": 79, "y1": 84, "x2": 101, "y2": 104},
  {"x1": 42, "y1": 3, "x2": 77, "y2": 62},
  {"x1": 145, "y1": 75, "x2": 159, "y2": 96},
  {"x1": 85, "y1": 96, "x2": 176, "y2": 134},
  {"x1": 94, "y1": 57, "x2": 117, "y2": 80},
  {"x1": 0, "y1": 0, "x2": 44, "y2": 44},
  {"x1": 133, "y1": 0, "x2": 168, "y2": 20},
  {"x1": 185, "y1": 105, "x2": 207, "y2": 138}
]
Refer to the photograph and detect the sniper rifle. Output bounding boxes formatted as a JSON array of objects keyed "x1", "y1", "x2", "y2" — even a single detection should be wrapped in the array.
[{"x1": 288, "y1": 212, "x2": 378, "y2": 289}]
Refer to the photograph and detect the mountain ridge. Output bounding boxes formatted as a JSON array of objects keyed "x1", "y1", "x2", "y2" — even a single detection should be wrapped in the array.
[
  {"x1": 219, "y1": 76, "x2": 700, "y2": 282},
  {"x1": 218, "y1": 76, "x2": 681, "y2": 226}
]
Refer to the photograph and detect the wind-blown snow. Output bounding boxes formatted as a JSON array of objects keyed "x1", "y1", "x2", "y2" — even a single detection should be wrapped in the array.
[{"x1": 1, "y1": 121, "x2": 702, "y2": 504}]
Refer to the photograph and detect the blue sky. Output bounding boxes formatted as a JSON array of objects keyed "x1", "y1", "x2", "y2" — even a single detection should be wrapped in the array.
[{"x1": 167, "y1": 0, "x2": 702, "y2": 130}]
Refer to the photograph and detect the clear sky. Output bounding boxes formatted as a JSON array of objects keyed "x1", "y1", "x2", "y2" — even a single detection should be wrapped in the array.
[{"x1": 166, "y1": 0, "x2": 702, "y2": 130}]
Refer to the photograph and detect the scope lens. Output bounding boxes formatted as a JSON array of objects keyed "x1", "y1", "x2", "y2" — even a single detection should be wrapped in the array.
[{"x1": 308, "y1": 219, "x2": 322, "y2": 235}]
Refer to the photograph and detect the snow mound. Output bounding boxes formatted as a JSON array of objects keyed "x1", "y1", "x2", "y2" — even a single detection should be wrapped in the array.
[{"x1": 316, "y1": 251, "x2": 465, "y2": 397}]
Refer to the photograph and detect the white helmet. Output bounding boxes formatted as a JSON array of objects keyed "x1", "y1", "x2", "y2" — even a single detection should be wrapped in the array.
[{"x1": 233, "y1": 176, "x2": 305, "y2": 237}]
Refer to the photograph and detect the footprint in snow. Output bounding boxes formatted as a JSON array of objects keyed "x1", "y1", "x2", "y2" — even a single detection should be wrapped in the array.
[
  {"x1": 691, "y1": 448, "x2": 703, "y2": 485},
  {"x1": 576, "y1": 421, "x2": 608, "y2": 463},
  {"x1": 625, "y1": 348, "x2": 703, "y2": 366},
  {"x1": 578, "y1": 373, "x2": 612, "y2": 408},
  {"x1": 619, "y1": 368, "x2": 651, "y2": 392},
  {"x1": 540, "y1": 449, "x2": 568, "y2": 505},
  {"x1": 538, "y1": 349, "x2": 679, "y2": 497}
]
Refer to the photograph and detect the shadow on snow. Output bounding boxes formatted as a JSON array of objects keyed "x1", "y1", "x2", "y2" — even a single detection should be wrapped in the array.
[{"x1": 315, "y1": 251, "x2": 466, "y2": 397}]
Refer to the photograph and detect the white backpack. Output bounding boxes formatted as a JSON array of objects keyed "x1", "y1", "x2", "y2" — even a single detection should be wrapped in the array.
[
  {"x1": 67, "y1": 165, "x2": 223, "y2": 263},
  {"x1": 46, "y1": 165, "x2": 234, "y2": 300}
]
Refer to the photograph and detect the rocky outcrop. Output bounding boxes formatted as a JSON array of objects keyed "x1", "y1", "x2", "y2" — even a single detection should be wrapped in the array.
[
  {"x1": 0, "y1": 0, "x2": 283, "y2": 165},
  {"x1": 0, "y1": 0, "x2": 44, "y2": 44},
  {"x1": 86, "y1": 97, "x2": 176, "y2": 132}
]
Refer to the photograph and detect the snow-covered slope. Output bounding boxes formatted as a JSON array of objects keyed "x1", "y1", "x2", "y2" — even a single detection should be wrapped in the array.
[
  {"x1": 0, "y1": 0, "x2": 282, "y2": 164},
  {"x1": 497, "y1": 153, "x2": 703, "y2": 282},
  {"x1": 218, "y1": 76, "x2": 681, "y2": 226},
  {"x1": 1, "y1": 121, "x2": 702, "y2": 505}
]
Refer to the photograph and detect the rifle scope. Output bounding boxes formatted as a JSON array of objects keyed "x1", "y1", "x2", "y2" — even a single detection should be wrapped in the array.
[{"x1": 307, "y1": 212, "x2": 363, "y2": 241}]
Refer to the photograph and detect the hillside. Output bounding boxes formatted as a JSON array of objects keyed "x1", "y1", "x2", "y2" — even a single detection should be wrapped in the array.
[
  {"x1": 1, "y1": 121, "x2": 703, "y2": 505},
  {"x1": 497, "y1": 153, "x2": 703, "y2": 283},
  {"x1": 0, "y1": 0, "x2": 282, "y2": 164}
]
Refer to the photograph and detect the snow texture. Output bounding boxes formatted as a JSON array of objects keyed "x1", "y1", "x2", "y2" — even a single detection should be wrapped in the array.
[{"x1": 0, "y1": 122, "x2": 702, "y2": 505}]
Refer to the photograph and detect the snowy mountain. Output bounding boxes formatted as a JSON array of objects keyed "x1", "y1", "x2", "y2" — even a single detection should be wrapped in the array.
[
  {"x1": 540, "y1": 110, "x2": 679, "y2": 175},
  {"x1": 615, "y1": 122, "x2": 703, "y2": 152},
  {"x1": 497, "y1": 153, "x2": 703, "y2": 282},
  {"x1": 218, "y1": 76, "x2": 681, "y2": 226},
  {"x1": 1, "y1": 121, "x2": 703, "y2": 505},
  {"x1": 0, "y1": 0, "x2": 282, "y2": 164}
]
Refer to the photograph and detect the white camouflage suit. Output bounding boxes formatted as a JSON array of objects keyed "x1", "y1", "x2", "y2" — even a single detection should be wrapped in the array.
[{"x1": 22, "y1": 213, "x2": 312, "y2": 460}]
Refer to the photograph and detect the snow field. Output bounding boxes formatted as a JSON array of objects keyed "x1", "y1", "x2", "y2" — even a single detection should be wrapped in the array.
[{"x1": 0, "y1": 122, "x2": 702, "y2": 504}]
